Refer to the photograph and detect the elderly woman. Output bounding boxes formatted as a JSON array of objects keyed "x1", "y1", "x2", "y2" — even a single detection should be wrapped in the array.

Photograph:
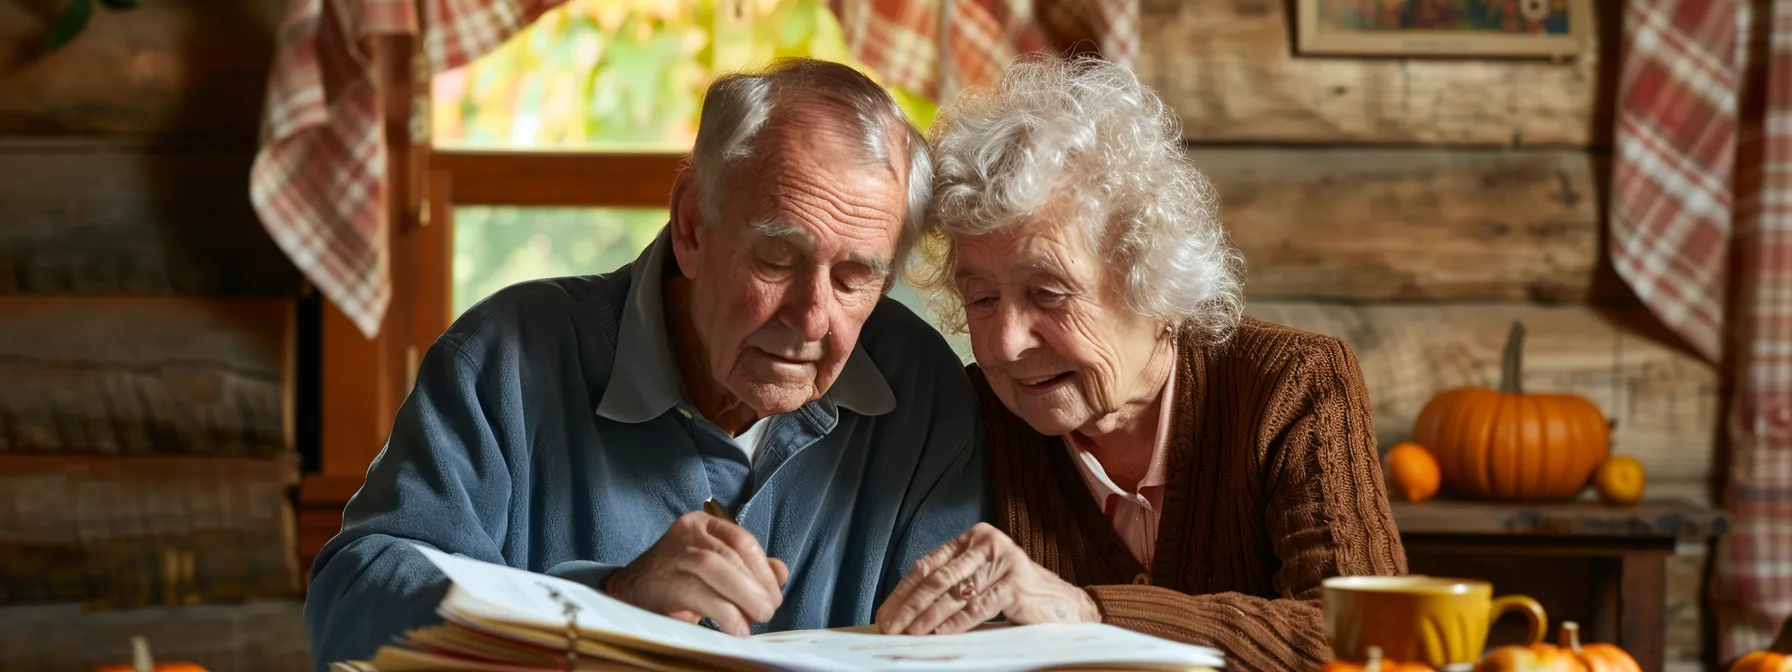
[{"x1": 872, "y1": 55, "x2": 1407, "y2": 669}]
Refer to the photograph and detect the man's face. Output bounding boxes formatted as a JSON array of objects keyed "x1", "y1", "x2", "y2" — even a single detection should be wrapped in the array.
[{"x1": 673, "y1": 118, "x2": 908, "y2": 416}]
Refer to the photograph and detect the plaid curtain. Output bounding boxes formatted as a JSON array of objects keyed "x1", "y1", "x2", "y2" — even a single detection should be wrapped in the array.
[
  {"x1": 1612, "y1": 0, "x2": 1792, "y2": 658},
  {"x1": 251, "y1": 0, "x2": 1134, "y2": 339},
  {"x1": 828, "y1": 0, "x2": 1137, "y2": 104},
  {"x1": 250, "y1": 0, "x2": 561, "y2": 339}
]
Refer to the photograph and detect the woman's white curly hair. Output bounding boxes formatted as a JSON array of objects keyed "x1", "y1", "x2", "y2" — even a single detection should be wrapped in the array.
[{"x1": 910, "y1": 53, "x2": 1245, "y2": 345}]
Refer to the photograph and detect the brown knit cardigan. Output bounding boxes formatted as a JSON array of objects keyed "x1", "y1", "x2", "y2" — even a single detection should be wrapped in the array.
[{"x1": 976, "y1": 317, "x2": 1408, "y2": 671}]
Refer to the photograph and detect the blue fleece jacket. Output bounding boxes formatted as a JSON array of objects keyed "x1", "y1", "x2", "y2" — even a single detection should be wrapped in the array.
[{"x1": 303, "y1": 229, "x2": 986, "y2": 669}]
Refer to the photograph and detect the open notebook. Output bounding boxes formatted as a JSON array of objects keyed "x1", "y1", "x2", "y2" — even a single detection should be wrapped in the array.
[{"x1": 329, "y1": 543, "x2": 1225, "y2": 671}]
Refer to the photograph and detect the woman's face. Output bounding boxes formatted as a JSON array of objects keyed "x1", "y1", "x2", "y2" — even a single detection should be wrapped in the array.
[{"x1": 955, "y1": 218, "x2": 1171, "y2": 436}]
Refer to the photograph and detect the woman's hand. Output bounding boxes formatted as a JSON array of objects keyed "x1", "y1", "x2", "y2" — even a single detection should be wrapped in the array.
[{"x1": 875, "y1": 523, "x2": 1101, "y2": 635}]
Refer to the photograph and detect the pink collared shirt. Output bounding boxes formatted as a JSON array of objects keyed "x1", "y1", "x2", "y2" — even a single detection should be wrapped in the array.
[{"x1": 1062, "y1": 356, "x2": 1178, "y2": 570}]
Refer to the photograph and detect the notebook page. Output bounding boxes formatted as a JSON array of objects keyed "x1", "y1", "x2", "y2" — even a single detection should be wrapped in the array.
[
  {"x1": 751, "y1": 623, "x2": 1225, "y2": 671},
  {"x1": 412, "y1": 544, "x2": 841, "y2": 671},
  {"x1": 414, "y1": 544, "x2": 1226, "y2": 671}
]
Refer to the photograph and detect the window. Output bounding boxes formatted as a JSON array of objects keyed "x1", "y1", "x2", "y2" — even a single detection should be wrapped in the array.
[
  {"x1": 451, "y1": 206, "x2": 667, "y2": 316},
  {"x1": 428, "y1": 0, "x2": 965, "y2": 360}
]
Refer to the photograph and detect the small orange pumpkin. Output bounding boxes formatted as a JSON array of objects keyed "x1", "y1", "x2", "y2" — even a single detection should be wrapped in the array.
[
  {"x1": 93, "y1": 665, "x2": 207, "y2": 672},
  {"x1": 1558, "y1": 621, "x2": 1640, "y2": 672},
  {"x1": 1384, "y1": 442, "x2": 1442, "y2": 502},
  {"x1": 1729, "y1": 617, "x2": 1792, "y2": 671},
  {"x1": 92, "y1": 636, "x2": 209, "y2": 672},
  {"x1": 1731, "y1": 652, "x2": 1792, "y2": 672},
  {"x1": 1474, "y1": 641, "x2": 1584, "y2": 672},
  {"x1": 1325, "y1": 645, "x2": 1434, "y2": 672},
  {"x1": 1414, "y1": 321, "x2": 1611, "y2": 501},
  {"x1": 1731, "y1": 616, "x2": 1792, "y2": 672}
]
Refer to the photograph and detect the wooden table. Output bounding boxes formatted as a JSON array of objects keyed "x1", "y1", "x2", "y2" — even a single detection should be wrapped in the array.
[{"x1": 1390, "y1": 498, "x2": 1728, "y2": 672}]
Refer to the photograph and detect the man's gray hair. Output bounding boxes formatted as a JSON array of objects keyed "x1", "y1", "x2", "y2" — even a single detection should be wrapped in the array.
[
  {"x1": 913, "y1": 53, "x2": 1246, "y2": 345},
  {"x1": 691, "y1": 58, "x2": 933, "y2": 271}
]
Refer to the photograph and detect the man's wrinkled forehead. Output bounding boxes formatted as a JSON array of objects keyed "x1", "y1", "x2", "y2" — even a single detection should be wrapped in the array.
[{"x1": 755, "y1": 98, "x2": 905, "y2": 181}]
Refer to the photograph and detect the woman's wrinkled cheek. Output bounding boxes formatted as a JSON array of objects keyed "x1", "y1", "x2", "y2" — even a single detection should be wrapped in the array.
[{"x1": 1061, "y1": 304, "x2": 1123, "y2": 416}]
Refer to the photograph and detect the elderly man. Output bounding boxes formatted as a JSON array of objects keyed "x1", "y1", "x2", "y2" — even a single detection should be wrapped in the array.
[{"x1": 303, "y1": 58, "x2": 984, "y2": 667}]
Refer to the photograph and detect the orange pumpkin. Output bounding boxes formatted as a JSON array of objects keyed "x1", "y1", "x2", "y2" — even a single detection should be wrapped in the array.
[
  {"x1": 1558, "y1": 621, "x2": 1640, "y2": 672},
  {"x1": 1325, "y1": 645, "x2": 1434, "y2": 672},
  {"x1": 1413, "y1": 321, "x2": 1611, "y2": 501},
  {"x1": 1731, "y1": 617, "x2": 1792, "y2": 672},
  {"x1": 1729, "y1": 617, "x2": 1792, "y2": 672},
  {"x1": 92, "y1": 636, "x2": 209, "y2": 672},
  {"x1": 1731, "y1": 652, "x2": 1792, "y2": 672},
  {"x1": 1474, "y1": 642, "x2": 1585, "y2": 672},
  {"x1": 92, "y1": 664, "x2": 207, "y2": 672},
  {"x1": 1384, "y1": 442, "x2": 1442, "y2": 502}
]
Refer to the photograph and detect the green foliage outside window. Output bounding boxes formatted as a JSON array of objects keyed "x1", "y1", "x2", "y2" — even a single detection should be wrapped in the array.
[
  {"x1": 432, "y1": 0, "x2": 938, "y2": 150},
  {"x1": 452, "y1": 206, "x2": 668, "y2": 317}
]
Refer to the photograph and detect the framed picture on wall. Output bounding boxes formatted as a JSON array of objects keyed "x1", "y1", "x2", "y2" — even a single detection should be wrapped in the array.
[{"x1": 1296, "y1": 0, "x2": 1592, "y2": 58}]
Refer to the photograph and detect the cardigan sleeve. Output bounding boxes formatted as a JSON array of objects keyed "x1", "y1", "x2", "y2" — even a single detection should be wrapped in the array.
[{"x1": 1082, "y1": 334, "x2": 1407, "y2": 671}]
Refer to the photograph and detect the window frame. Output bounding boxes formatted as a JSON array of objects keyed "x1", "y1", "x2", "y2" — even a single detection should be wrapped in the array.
[
  {"x1": 299, "y1": 32, "x2": 686, "y2": 557},
  {"x1": 304, "y1": 150, "x2": 683, "y2": 500}
]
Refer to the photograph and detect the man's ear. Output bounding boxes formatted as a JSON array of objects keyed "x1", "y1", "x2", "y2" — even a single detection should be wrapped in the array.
[{"x1": 668, "y1": 167, "x2": 702, "y2": 280}]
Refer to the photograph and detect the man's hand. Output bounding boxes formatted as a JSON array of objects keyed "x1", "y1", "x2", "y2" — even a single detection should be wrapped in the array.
[
  {"x1": 875, "y1": 523, "x2": 1100, "y2": 636},
  {"x1": 604, "y1": 511, "x2": 790, "y2": 636}
]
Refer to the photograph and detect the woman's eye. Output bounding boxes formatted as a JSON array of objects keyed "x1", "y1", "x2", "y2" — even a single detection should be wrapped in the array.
[
  {"x1": 1032, "y1": 289, "x2": 1067, "y2": 307},
  {"x1": 966, "y1": 295, "x2": 997, "y2": 309}
]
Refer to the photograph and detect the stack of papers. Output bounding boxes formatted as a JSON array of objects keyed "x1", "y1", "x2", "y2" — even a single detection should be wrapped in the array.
[{"x1": 331, "y1": 543, "x2": 1225, "y2": 671}]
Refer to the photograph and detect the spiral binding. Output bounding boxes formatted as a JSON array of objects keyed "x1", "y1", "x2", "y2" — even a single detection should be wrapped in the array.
[{"x1": 539, "y1": 583, "x2": 582, "y2": 671}]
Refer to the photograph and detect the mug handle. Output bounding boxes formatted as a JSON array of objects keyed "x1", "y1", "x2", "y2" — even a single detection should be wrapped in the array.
[{"x1": 1490, "y1": 595, "x2": 1548, "y2": 646}]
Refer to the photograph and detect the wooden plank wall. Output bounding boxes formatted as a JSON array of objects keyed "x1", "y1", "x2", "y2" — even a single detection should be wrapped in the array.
[
  {"x1": 0, "y1": 2, "x2": 309, "y2": 669},
  {"x1": 1139, "y1": 0, "x2": 1614, "y2": 145},
  {"x1": 0, "y1": 455, "x2": 300, "y2": 607},
  {"x1": 0, "y1": 601, "x2": 312, "y2": 672},
  {"x1": 1138, "y1": 2, "x2": 1713, "y2": 669}
]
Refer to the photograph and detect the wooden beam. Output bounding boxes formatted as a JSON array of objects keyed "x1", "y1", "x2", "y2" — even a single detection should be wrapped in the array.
[
  {"x1": 0, "y1": 0, "x2": 282, "y2": 143},
  {"x1": 299, "y1": 473, "x2": 366, "y2": 506},
  {"x1": 1196, "y1": 147, "x2": 1603, "y2": 302},
  {"x1": 1137, "y1": 0, "x2": 1619, "y2": 146},
  {"x1": 416, "y1": 170, "x2": 455, "y2": 345},
  {"x1": 0, "y1": 138, "x2": 300, "y2": 295},
  {"x1": 0, "y1": 453, "x2": 297, "y2": 480},
  {"x1": 319, "y1": 254, "x2": 397, "y2": 480},
  {"x1": 1247, "y1": 302, "x2": 1721, "y2": 496},
  {"x1": 0, "y1": 455, "x2": 300, "y2": 608},
  {"x1": 432, "y1": 151, "x2": 685, "y2": 207},
  {"x1": 0, "y1": 601, "x2": 311, "y2": 671},
  {"x1": 0, "y1": 296, "x2": 294, "y2": 457}
]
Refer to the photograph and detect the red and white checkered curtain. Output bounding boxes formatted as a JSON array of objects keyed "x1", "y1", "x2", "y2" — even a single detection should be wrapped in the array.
[
  {"x1": 251, "y1": 0, "x2": 1134, "y2": 339},
  {"x1": 1612, "y1": 0, "x2": 1792, "y2": 657},
  {"x1": 251, "y1": 0, "x2": 562, "y2": 338},
  {"x1": 828, "y1": 0, "x2": 1137, "y2": 104}
]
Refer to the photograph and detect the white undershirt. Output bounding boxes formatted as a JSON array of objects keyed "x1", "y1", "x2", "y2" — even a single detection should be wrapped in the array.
[{"x1": 730, "y1": 417, "x2": 770, "y2": 462}]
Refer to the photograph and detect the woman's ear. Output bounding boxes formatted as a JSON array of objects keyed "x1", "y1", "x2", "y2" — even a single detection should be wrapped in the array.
[{"x1": 668, "y1": 168, "x2": 702, "y2": 280}]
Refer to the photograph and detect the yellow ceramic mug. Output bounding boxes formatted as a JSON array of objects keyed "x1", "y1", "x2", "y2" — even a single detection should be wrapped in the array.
[{"x1": 1322, "y1": 576, "x2": 1546, "y2": 669}]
